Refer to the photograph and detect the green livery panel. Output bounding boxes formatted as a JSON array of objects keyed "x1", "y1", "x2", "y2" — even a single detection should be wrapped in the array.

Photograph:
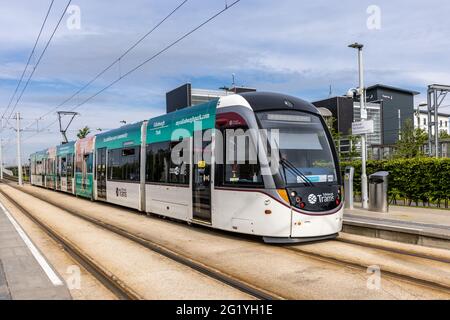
[
  {"x1": 95, "y1": 122, "x2": 143, "y2": 150},
  {"x1": 57, "y1": 141, "x2": 75, "y2": 156},
  {"x1": 75, "y1": 173, "x2": 94, "y2": 198},
  {"x1": 147, "y1": 100, "x2": 218, "y2": 144}
]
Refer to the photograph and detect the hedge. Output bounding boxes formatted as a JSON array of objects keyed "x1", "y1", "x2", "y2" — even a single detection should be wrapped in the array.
[{"x1": 340, "y1": 158, "x2": 450, "y2": 207}]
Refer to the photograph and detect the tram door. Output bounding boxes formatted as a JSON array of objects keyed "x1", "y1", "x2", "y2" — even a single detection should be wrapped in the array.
[
  {"x1": 96, "y1": 148, "x2": 107, "y2": 200},
  {"x1": 192, "y1": 138, "x2": 212, "y2": 224},
  {"x1": 67, "y1": 154, "x2": 73, "y2": 192}
]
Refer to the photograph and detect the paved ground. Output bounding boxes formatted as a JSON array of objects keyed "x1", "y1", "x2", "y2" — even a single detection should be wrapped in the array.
[
  {"x1": 8, "y1": 183, "x2": 449, "y2": 300},
  {"x1": 0, "y1": 185, "x2": 254, "y2": 300},
  {"x1": 345, "y1": 203, "x2": 450, "y2": 238},
  {"x1": 0, "y1": 260, "x2": 11, "y2": 300},
  {"x1": 0, "y1": 201, "x2": 71, "y2": 300}
]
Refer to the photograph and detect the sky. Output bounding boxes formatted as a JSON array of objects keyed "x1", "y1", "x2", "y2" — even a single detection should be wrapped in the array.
[{"x1": 0, "y1": 0, "x2": 450, "y2": 165}]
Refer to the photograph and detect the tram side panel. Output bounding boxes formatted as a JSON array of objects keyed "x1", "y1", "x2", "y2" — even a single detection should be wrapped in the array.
[
  {"x1": 144, "y1": 101, "x2": 218, "y2": 222},
  {"x1": 75, "y1": 136, "x2": 95, "y2": 199},
  {"x1": 213, "y1": 188, "x2": 292, "y2": 237},
  {"x1": 36, "y1": 152, "x2": 45, "y2": 187},
  {"x1": 144, "y1": 140, "x2": 191, "y2": 221},
  {"x1": 56, "y1": 142, "x2": 73, "y2": 193},
  {"x1": 94, "y1": 122, "x2": 145, "y2": 211},
  {"x1": 45, "y1": 147, "x2": 57, "y2": 190},
  {"x1": 30, "y1": 153, "x2": 43, "y2": 186}
]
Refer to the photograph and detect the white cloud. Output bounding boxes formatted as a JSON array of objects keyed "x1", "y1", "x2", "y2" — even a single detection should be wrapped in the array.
[{"x1": 1, "y1": 0, "x2": 450, "y2": 164}]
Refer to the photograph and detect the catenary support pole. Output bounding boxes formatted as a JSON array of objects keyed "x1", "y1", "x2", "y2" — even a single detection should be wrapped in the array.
[
  {"x1": 0, "y1": 118, "x2": 3, "y2": 180},
  {"x1": 16, "y1": 112, "x2": 23, "y2": 186}
]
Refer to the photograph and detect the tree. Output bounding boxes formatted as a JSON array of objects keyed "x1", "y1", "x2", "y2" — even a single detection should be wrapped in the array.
[
  {"x1": 439, "y1": 130, "x2": 450, "y2": 140},
  {"x1": 347, "y1": 134, "x2": 361, "y2": 161},
  {"x1": 77, "y1": 126, "x2": 90, "y2": 139},
  {"x1": 325, "y1": 117, "x2": 342, "y2": 157},
  {"x1": 394, "y1": 119, "x2": 427, "y2": 158}
]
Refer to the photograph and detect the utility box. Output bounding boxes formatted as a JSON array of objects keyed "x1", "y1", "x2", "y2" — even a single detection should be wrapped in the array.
[
  {"x1": 344, "y1": 166, "x2": 355, "y2": 209},
  {"x1": 369, "y1": 171, "x2": 389, "y2": 213}
]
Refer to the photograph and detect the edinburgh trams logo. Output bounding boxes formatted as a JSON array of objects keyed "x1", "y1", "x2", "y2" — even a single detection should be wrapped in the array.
[
  {"x1": 308, "y1": 193, "x2": 335, "y2": 205},
  {"x1": 307, "y1": 194, "x2": 318, "y2": 205}
]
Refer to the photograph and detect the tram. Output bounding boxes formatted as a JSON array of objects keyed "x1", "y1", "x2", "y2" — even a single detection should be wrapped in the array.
[{"x1": 30, "y1": 92, "x2": 343, "y2": 243}]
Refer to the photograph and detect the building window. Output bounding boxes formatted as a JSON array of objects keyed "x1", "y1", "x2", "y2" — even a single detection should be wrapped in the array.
[
  {"x1": 423, "y1": 118, "x2": 426, "y2": 126},
  {"x1": 440, "y1": 120, "x2": 443, "y2": 128},
  {"x1": 108, "y1": 147, "x2": 140, "y2": 182}
]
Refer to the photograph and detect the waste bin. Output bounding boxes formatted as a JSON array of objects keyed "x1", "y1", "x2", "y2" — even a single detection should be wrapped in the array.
[
  {"x1": 369, "y1": 171, "x2": 389, "y2": 213},
  {"x1": 344, "y1": 166, "x2": 355, "y2": 209}
]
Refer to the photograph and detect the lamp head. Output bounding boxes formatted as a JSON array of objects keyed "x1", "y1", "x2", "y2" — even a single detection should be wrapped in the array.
[{"x1": 348, "y1": 42, "x2": 364, "y2": 49}]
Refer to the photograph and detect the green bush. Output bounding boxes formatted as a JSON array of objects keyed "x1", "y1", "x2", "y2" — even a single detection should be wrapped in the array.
[{"x1": 340, "y1": 158, "x2": 450, "y2": 206}]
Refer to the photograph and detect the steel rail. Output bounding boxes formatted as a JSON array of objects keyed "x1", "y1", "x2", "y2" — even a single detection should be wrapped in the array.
[
  {"x1": 335, "y1": 237, "x2": 450, "y2": 264},
  {"x1": 0, "y1": 181, "x2": 283, "y2": 300},
  {"x1": 0, "y1": 188, "x2": 141, "y2": 300},
  {"x1": 283, "y1": 245, "x2": 450, "y2": 294}
]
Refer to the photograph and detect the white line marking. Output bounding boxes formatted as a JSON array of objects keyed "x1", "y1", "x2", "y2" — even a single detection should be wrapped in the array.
[{"x1": 0, "y1": 200, "x2": 64, "y2": 286}]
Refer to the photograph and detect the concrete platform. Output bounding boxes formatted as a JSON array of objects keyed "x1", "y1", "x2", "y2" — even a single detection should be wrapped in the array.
[
  {"x1": 343, "y1": 203, "x2": 450, "y2": 250},
  {"x1": 0, "y1": 200, "x2": 71, "y2": 300}
]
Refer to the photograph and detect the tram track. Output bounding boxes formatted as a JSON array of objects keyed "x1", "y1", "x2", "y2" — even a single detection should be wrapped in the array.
[
  {"x1": 0, "y1": 188, "x2": 141, "y2": 300},
  {"x1": 0, "y1": 181, "x2": 283, "y2": 300},
  {"x1": 335, "y1": 237, "x2": 450, "y2": 265},
  {"x1": 283, "y1": 242, "x2": 450, "y2": 295},
  {"x1": 3, "y1": 180, "x2": 449, "y2": 299},
  {"x1": 3, "y1": 174, "x2": 19, "y2": 183}
]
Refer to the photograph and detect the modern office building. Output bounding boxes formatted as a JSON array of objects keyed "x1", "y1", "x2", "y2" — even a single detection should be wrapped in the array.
[
  {"x1": 366, "y1": 84, "x2": 420, "y2": 145},
  {"x1": 312, "y1": 96, "x2": 382, "y2": 145},
  {"x1": 166, "y1": 83, "x2": 256, "y2": 113},
  {"x1": 313, "y1": 96, "x2": 382, "y2": 159}
]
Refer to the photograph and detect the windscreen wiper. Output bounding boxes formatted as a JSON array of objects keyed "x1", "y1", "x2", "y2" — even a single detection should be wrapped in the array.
[{"x1": 280, "y1": 158, "x2": 315, "y2": 187}]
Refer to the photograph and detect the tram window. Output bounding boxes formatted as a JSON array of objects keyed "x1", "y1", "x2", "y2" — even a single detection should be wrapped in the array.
[
  {"x1": 168, "y1": 140, "x2": 189, "y2": 185},
  {"x1": 216, "y1": 127, "x2": 263, "y2": 187},
  {"x1": 66, "y1": 154, "x2": 73, "y2": 176},
  {"x1": 61, "y1": 157, "x2": 67, "y2": 175},
  {"x1": 46, "y1": 159, "x2": 52, "y2": 174},
  {"x1": 146, "y1": 142, "x2": 170, "y2": 183},
  {"x1": 76, "y1": 153, "x2": 93, "y2": 173},
  {"x1": 122, "y1": 148, "x2": 135, "y2": 157},
  {"x1": 108, "y1": 147, "x2": 140, "y2": 182},
  {"x1": 86, "y1": 154, "x2": 93, "y2": 173},
  {"x1": 36, "y1": 161, "x2": 41, "y2": 175}
]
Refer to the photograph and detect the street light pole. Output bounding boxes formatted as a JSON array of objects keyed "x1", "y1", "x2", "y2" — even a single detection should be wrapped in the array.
[{"x1": 349, "y1": 42, "x2": 369, "y2": 209}]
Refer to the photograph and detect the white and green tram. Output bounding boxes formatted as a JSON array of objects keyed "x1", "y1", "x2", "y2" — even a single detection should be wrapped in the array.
[{"x1": 30, "y1": 92, "x2": 343, "y2": 243}]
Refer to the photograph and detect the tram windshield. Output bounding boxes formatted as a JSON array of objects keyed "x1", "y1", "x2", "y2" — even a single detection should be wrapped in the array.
[{"x1": 256, "y1": 110, "x2": 338, "y2": 186}]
